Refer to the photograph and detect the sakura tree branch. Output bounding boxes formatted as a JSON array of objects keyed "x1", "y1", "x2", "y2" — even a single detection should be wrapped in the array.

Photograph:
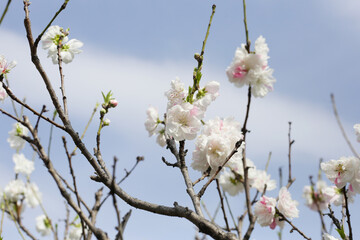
[
  {"x1": 0, "y1": 76, "x2": 65, "y2": 130},
  {"x1": 111, "y1": 158, "x2": 123, "y2": 240},
  {"x1": 62, "y1": 136, "x2": 86, "y2": 240},
  {"x1": 34, "y1": 105, "x2": 47, "y2": 132},
  {"x1": 287, "y1": 122, "x2": 295, "y2": 185},
  {"x1": 0, "y1": 0, "x2": 12, "y2": 25},
  {"x1": 34, "y1": 0, "x2": 70, "y2": 48},
  {"x1": 192, "y1": 167, "x2": 211, "y2": 186},
  {"x1": 324, "y1": 205, "x2": 342, "y2": 233},
  {"x1": 215, "y1": 179, "x2": 230, "y2": 232},
  {"x1": 330, "y1": 94, "x2": 360, "y2": 158},
  {"x1": 343, "y1": 187, "x2": 353, "y2": 240},
  {"x1": 86, "y1": 188, "x2": 103, "y2": 240},
  {"x1": 14, "y1": 216, "x2": 37, "y2": 240},
  {"x1": 277, "y1": 210, "x2": 312, "y2": 240},
  {"x1": 57, "y1": 44, "x2": 68, "y2": 116}
]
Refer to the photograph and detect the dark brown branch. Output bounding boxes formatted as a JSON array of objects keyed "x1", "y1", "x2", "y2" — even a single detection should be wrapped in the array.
[
  {"x1": 111, "y1": 157, "x2": 122, "y2": 239},
  {"x1": 324, "y1": 205, "x2": 342, "y2": 230},
  {"x1": 343, "y1": 187, "x2": 353, "y2": 240},
  {"x1": 0, "y1": 76, "x2": 65, "y2": 130},
  {"x1": 34, "y1": 105, "x2": 47, "y2": 132},
  {"x1": 16, "y1": 217, "x2": 37, "y2": 240},
  {"x1": 215, "y1": 179, "x2": 230, "y2": 232},
  {"x1": 86, "y1": 188, "x2": 103, "y2": 240},
  {"x1": 277, "y1": 211, "x2": 312, "y2": 240},
  {"x1": 161, "y1": 156, "x2": 180, "y2": 168},
  {"x1": 330, "y1": 94, "x2": 360, "y2": 158}
]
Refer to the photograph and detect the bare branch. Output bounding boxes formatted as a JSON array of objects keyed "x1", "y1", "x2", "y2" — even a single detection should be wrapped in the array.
[{"x1": 277, "y1": 211, "x2": 312, "y2": 240}]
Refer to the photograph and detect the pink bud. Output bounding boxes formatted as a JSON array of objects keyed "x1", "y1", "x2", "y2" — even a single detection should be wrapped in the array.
[{"x1": 110, "y1": 99, "x2": 118, "y2": 108}]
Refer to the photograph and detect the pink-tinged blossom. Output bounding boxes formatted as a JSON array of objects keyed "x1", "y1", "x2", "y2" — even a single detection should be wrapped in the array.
[
  {"x1": 109, "y1": 99, "x2": 118, "y2": 108},
  {"x1": 252, "y1": 169, "x2": 276, "y2": 192},
  {"x1": 321, "y1": 156, "x2": 359, "y2": 189},
  {"x1": 323, "y1": 233, "x2": 340, "y2": 240},
  {"x1": 226, "y1": 36, "x2": 275, "y2": 97},
  {"x1": 7, "y1": 123, "x2": 29, "y2": 151},
  {"x1": 0, "y1": 85, "x2": 7, "y2": 101},
  {"x1": 13, "y1": 153, "x2": 34, "y2": 176},
  {"x1": 253, "y1": 196, "x2": 277, "y2": 227},
  {"x1": 277, "y1": 187, "x2": 299, "y2": 219},
  {"x1": 302, "y1": 180, "x2": 334, "y2": 211},
  {"x1": 165, "y1": 102, "x2": 202, "y2": 141},
  {"x1": 36, "y1": 215, "x2": 52, "y2": 236},
  {"x1": 165, "y1": 77, "x2": 187, "y2": 109},
  {"x1": 0, "y1": 55, "x2": 17, "y2": 76},
  {"x1": 330, "y1": 185, "x2": 355, "y2": 206},
  {"x1": 354, "y1": 124, "x2": 360, "y2": 142}
]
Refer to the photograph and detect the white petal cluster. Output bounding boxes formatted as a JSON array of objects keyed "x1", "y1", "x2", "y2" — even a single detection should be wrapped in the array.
[
  {"x1": 218, "y1": 168, "x2": 243, "y2": 196},
  {"x1": 354, "y1": 124, "x2": 360, "y2": 142},
  {"x1": 226, "y1": 36, "x2": 275, "y2": 98},
  {"x1": 323, "y1": 233, "x2": 340, "y2": 240},
  {"x1": 251, "y1": 169, "x2": 276, "y2": 192},
  {"x1": 7, "y1": 123, "x2": 29, "y2": 151},
  {"x1": 165, "y1": 78, "x2": 187, "y2": 109},
  {"x1": 191, "y1": 117, "x2": 243, "y2": 173},
  {"x1": 302, "y1": 180, "x2": 334, "y2": 211},
  {"x1": 330, "y1": 185, "x2": 355, "y2": 206},
  {"x1": 13, "y1": 153, "x2": 34, "y2": 176},
  {"x1": 144, "y1": 106, "x2": 160, "y2": 136},
  {"x1": 36, "y1": 215, "x2": 52, "y2": 236},
  {"x1": 24, "y1": 182, "x2": 42, "y2": 208},
  {"x1": 321, "y1": 156, "x2": 360, "y2": 190},
  {"x1": 193, "y1": 81, "x2": 220, "y2": 113},
  {"x1": 0, "y1": 85, "x2": 7, "y2": 102},
  {"x1": 41, "y1": 25, "x2": 83, "y2": 64},
  {"x1": 66, "y1": 225, "x2": 83, "y2": 240},
  {"x1": 254, "y1": 196, "x2": 277, "y2": 227},
  {"x1": 3, "y1": 179, "x2": 25, "y2": 202},
  {"x1": 0, "y1": 55, "x2": 17, "y2": 76},
  {"x1": 166, "y1": 102, "x2": 202, "y2": 141},
  {"x1": 277, "y1": 187, "x2": 299, "y2": 219}
]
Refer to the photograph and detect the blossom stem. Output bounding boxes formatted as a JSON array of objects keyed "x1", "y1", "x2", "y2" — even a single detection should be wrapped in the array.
[
  {"x1": 287, "y1": 122, "x2": 295, "y2": 185},
  {"x1": 57, "y1": 43, "x2": 68, "y2": 116},
  {"x1": 242, "y1": 0, "x2": 250, "y2": 52},
  {"x1": 34, "y1": 0, "x2": 70, "y2": 48},
  {"x1": 330, "y1": 94, "x2": 360, "y2": 159},
  {"x1": 343, "y1": 187, "x2": 353, "y2": 240},
  {"x1": 0, "y1": 0, "x2": 12, "y2": 25},
  {"x1": 215, "y1": 179, "x2": 230, "y2": 232},
  {"x1": 277, "y1": 210, "x2": 312, "y2": 240}
]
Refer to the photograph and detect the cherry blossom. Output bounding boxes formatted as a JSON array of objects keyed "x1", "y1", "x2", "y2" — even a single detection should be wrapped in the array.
[
  {"x1": 144, "y1": 106, "x2": 160, "y2": 136},
  {"x1": 277, "y1": 187, "x2": 299, "y2": 219},
  {"x1": 0, "y1": 55, "x2": 17, "y2": 76},
  {"x1": 0, "y1": 85, "x2": 7, "y2": 101},
  {"x1": 25, "y1": 182, "x2": 42, "y2": 208},
  {"x1": 7, "y1": 123, "x2": 29, "y2": 151},
  {"x1": 165, "y1": 77, "x2": 187, "y2": 109},
  {"x1": 323, "y1": 233, "x2": 340, "y2": 240},
  {"x1": 36, "y1": 215, "x2": 52, "y2": 236},
  {"x1": 251, "y1": 169, "x2": 276, "y2": 192},
  {"x1": 253, "y1": 195, "x2": 277, "y2": 227},
  {"x1": 302, "y1": 180, "x2": 334, "y2": 211},
  {"x1": 13, "y1": 153, "x2": 34, "y2": 176}
]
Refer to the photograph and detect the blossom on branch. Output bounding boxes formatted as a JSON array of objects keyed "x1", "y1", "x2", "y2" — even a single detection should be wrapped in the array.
[
  {"x1": 7, "y1": 123, "x2": 29, "y2": 151},
  {"x1": 251, "y1": 169, "x2": 276, "y2": 193},
  {"x1": 0, "y1": 55, "x2": 17, "y2": 76},
  {"x1": 254, "y1": 195, "x2": 277, "y2": 227},
  {"x1": 302, "y1": 180, "x2": 334, "y2": 211},
  {"x1": 13, "y1": 153, "x2": 34, "y2": 176},
  {"x1": 277, "y1": 187, "x2": 299, "y2": 219},
  {"x1": 323, "y1": 233, "x2": 340, "y2": 240},
  {"x1": 226, "y1": 36, "x2": 275, "y2": 97},
  {"x1": 36, "y1": 215, "x2": 52, "y2": 236},
  {"x1": 41, "y1": 25, "x2": 83, "y2": 64}
]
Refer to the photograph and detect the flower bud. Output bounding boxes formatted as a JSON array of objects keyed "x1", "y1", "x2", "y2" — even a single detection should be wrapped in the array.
[
  {"x1": 100, "y1": 108, "x2": 107, "y2": 117},
  {"x1": 109, "y1": 99, "x2": 118, "y2": 108},
  {"x1": 103, "y1": 118, "x2": 110, "y2": 126}
]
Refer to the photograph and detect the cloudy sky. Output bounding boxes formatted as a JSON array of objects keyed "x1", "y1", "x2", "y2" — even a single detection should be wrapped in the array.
[{"x1": 1, "y1": 0, "x2": 360, "y2": 239}]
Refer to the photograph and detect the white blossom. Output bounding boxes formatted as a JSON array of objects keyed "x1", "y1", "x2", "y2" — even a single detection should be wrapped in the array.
[
  {"x1": 354, "y1": 124, "x2": 360, "y2": 142},
  {"x1": 165, "y1": 77, "x2": 187, "y2": 109},
  {"x1": 36, "y1": 215, "x2": 52, "y2": 236},
  {"x1": 251, "y1": 169, "x2": 276, "y2": 192},
  {"x1": 191, "y1": 117, "x2": 243, "y2": 173},
  {"x1": 145, "y1": 106, "x2": 160, "y2": 136},
  {"x1": 41, "y1": 25, "x2": 83, "y2": 64},
  {"x1": 67, "y1": 225, "x2": 83, "y2": 240},
  {"x1": 25, "y1": 182, "x2": 42, "y2": 208},
  {"x1": 3, "y1": 179, "x2": 25, "y2": 202},
  {"x1": 156, "y1": 127, "x2": 166, "y2": 147},
  {"x1": 7, "y1": 123, "x2": 29, "y2": 151},
  {"x1": 253, "y1": 195, "x2": 276, "y2": 227},
  {"x1": 323, "y1": 233, "x2": 340, "y2": 240},
  {"x1": 277, "y1": 187, "x2": 299, "y2": 219},
  {"x1": 193, "y1": 81, "x2": 220, "y2": 112},
  {"x1": 226, "y1": 36, "x2": 275, "y2": 97},
  {"x1": 165, "y1": 102, "x2": 202, "y2": 141},
  {"x1": 0, "y1": 55, "x2": 17, "y2": 76},
  {"x1": 219, "y1": 169, "x2": 244, "y2": 196},
  {"x1": 330, "y1": 185, "x2": 355, "y2": 206},
  {"x1": 13, "y1": 153, "x2": 34, "y2": 176},
  {"x1": 321, "y1": 156, "x2": 359, "y2": 189}
]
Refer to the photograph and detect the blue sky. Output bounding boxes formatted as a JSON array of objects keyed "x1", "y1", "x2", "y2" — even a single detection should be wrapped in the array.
[{"x1": 1, "y1": 0, "x2": 360, "y2": 239}]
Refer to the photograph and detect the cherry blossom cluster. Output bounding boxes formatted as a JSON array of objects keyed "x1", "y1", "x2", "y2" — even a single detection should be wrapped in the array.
[
  {"x1": 226, "y1": 36, "x2": 275, "y2": 97},
  {"x1": 145, "y1": 77, "x2": 220, "y2": 144},
  {"x1": 41, "y1": 25, "x2": 83, "y2": 64},
  {"x1": 254, "y1": 187, "x2": 299, "y2": 230}
]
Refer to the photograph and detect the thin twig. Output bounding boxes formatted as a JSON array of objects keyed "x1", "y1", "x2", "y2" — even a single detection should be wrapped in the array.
[
  {"x1": 0, "y1": 0, "x2": 12, "y2": 25},
  {"x1": 57, "y1": 44, "x2": 68, "y2": 116},
  {"x1": 288, "y1": 122, "x2": 295, "y2": 185},
  {"x1": 215, "y1": 179, "x2": 230, "y2": 232},
  {"x1": 34, "y1": 105, "x2": 47, "y2": 132},
  {"x1": 330, "y1": 94, "x2": 360, "y2": 158},
  {"x1": 343, "y1": 187, "x2": 353, "y2": 240},
  {"x1": 223, "y1": 192, "x2": 238, "y2": 235},
  {"x1": 112, "y1": 157, "x2": 122, "y2": 239},
  {"x1": 47, "y1": 110, "x2": 57, "y2": 156},
  {"x1": 192, "y1": 167, "x2": 211, "y2": 186},
  {"x1": 277, "y1": 211, "x2": 312, "y2": 240}
]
